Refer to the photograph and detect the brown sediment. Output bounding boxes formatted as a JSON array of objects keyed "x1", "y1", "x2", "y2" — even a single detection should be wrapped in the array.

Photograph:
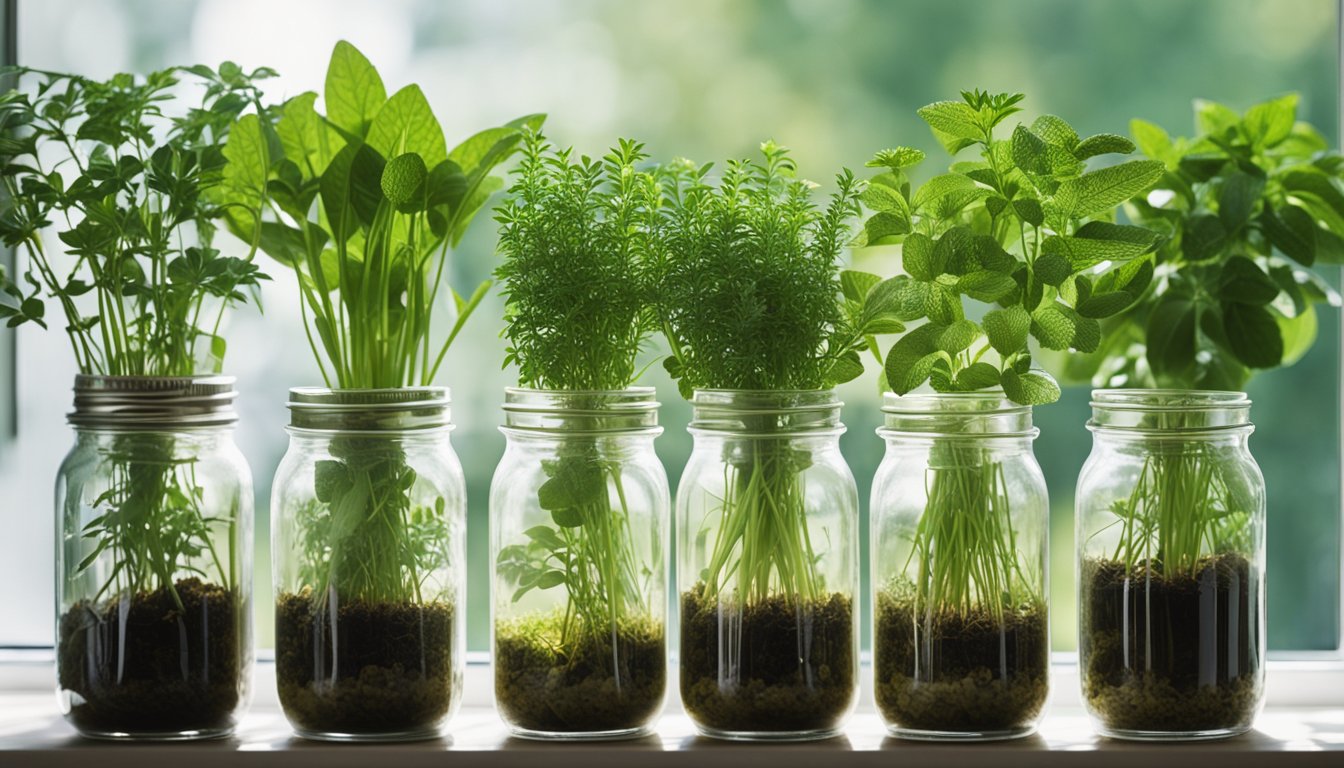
[
  {"x1": 874, "y1": 593, "x2": 1047, "y2": 735},
  {"x1": 58, "y1": 578, "x2": 245, "y2": 736},
  {"x1": 275, "y1": 590, "x2": 456, "y2": 737},
  {"x1": 680, "y1": 587, "x2": 855, "y2": 735},
  {"x1": 1081, "y1": 554, "x2": 1262, "y2": 734}
]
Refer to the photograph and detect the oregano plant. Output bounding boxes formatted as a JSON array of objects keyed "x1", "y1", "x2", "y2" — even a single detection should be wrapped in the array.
[{"x1": 859, "y1": 90, "x2": 1165, "y2": 405}]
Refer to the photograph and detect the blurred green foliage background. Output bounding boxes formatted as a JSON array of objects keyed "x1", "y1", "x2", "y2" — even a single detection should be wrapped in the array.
[{"x1": 10, "y1": 0, "x2": 1340, "y2": 653}]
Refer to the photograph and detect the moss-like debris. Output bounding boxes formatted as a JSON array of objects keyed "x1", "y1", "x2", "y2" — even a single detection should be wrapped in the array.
[{"x1": 494, "y1": 612, "x2": 665, "y2": 735}]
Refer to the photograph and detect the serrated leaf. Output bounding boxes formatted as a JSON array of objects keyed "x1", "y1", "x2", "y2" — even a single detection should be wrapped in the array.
[
  {"x1": 1013, "y1": 198, "x2": 1044, "y2": 227},
  {"x1": 1077, "y1": 291, "x2": 1138, "y2": 318},
  {"x1": 1034, "y1": 253, "x2": 1071, "y2": 286},
  {"x1": 1196, "y1": 99, "x2": 1241, "y2": 136},
  {"x1": 1041, "y1": 222, "x2": 1160, "y2": 270},
  {"x1": 1054, "y1": 160, "x2": 1165, "y2": 221},
  {"x1": 936, "y1": 319, "x2": 980, "y2": 354},
  {"x1": 901, "y1": 232, "x2": 939, "y2": 281},
  {"x1": 1130, "y1": 118, "x2": 1174, "y2": 166},
  {"x1": 826, "y1": 350, "x2": 865, "y2": 385},
  {"x1": 1222, "y1": 301, "x2": 1283, "y2": 368},
  {"x1": 912, "y1": 173, "x2": 978, "y2": 211},
  {"x1": 1073, "y1": 133, "x2": 1136, "y2": 160},
  {"x1": 867, "y1": 146, "x2": 926, "y2": 169},
  {"x1": 955, "y1": 270, "x2": 1017, "y2": 301},
  {"x1": 884, "y1": 324, "x2": 941, "y2": 394},
  {"x1": 1031, "y1": 115, "x2": 1079, "y2": 150},
  {"x1": 918, "y1": 100, "x2": 985, "y2": 152},
  {"x1": 861, "y1": 182, "x2": 907, "y2": 214},
  {"x1": 924, "y1": 283, "x2": 963, "y2": 325},
  {"x1": 1011, "y1": 125, "x2": 1050, "y2": 175},
  {"x1": 1000, "y1": 369, "x2": 1060, "y2": 405},
  {"x1": 1032, "y1": 302, "x2": 1100, "y2": 352},
  {"x1": 955, "y1": 362, "x2": 1001, "y2": 390},
  {"x1": 841, "y1": 270, "x2": 881, "y2": 303},
  {"x1": 982, "y1": 305, "x2": 1030, "y2": 356}
]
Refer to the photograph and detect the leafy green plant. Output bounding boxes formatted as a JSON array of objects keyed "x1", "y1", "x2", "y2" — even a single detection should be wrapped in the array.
[
  {"x1": 1061, "y1": 93, "x2": 1343, "y2": 391},
  {"x1": 859, "y1": 90, "x2": 1165, "y2": 407},
  {"x1": 493, "y1": 133, "x2": 660, "y2": 653},
  {"x1": 241, "y1": 42, "x2": 542, "y2": 608},
  {"x1": 656, "y1": 142, "x2": 892, "y2": 607},
  {"x1": 0, "y1": 64, "x2": 273, "y2": 606},
  {"x1": 1072, "y1": 96, "x2": 1340, "y2": 580}
]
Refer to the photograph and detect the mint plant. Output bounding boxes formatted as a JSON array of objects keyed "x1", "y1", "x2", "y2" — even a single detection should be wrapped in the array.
[{"x1": 860, "y1": 90, "x2": 1165, "y2": 406}]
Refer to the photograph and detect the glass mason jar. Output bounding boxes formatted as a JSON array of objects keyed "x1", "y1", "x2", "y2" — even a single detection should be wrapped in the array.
[
  {"x1": 490, "y1": 388, "x2": 669, "y2": 739},
  {"x1": 677, "y1": 389, "x2": 859, "y2": 741},
  {"x1": 56, "y1": 375, "x2": 253, "y2": 740},
  {"x1": 1077, "y1": 390, "x2": 1266, "y2": 740},
  {"x1": 870, "y1": 393, "x2": 1049, "y2": 741},
  {"x1": 271, "y1": 388, "x2": 466, "y2": 742}
]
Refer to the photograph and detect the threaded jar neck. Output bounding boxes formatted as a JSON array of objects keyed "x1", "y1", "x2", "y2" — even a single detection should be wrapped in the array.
[
  {"x1": 1089, "y1": 389, "x2": 1252, "y2": 435},
  {"x1": 688, "y1": 389, "x2": 843, "y2": 436},
  {"x1": 878, "y1": 392, "x2": 1035, "y2": 439},
  {"x1": 68, "y1": 374, "x2": 238, "y2": 429},
  {"x1": 501, "y1": 387, "x2": 660, "y2": 436},
  {"x1": 287, "y1": 387, "x2": 451, "y2": 432}
]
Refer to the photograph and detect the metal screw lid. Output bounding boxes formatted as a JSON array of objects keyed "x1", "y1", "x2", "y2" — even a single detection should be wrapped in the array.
[
  {"x1": 287, "y1": 387, "x2": 452, "y2": 432},
  {"x1": 68, "y1": 374, "x2": 238, "y2": 429}
]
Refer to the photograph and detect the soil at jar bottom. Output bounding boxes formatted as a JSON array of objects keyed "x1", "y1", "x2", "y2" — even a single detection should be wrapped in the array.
[
  {"x1": 680, "y1": 587, "x2": 855, "y2": 734},
  {"x1": 494, "y1": 614, "x2": 665, "y2": 734},
  {"x1": 58, "y1": 578, "x2": 244, "y2": 736},
  {"x1": 275, "y1": 591, "x2": 456, "y2": 737},
  {"x1": 874, "y1": 593, "x2": 1048, "y2": 734},
  {"x1": 1082, "y1": 554, "x2": 1262, "y2": 734}
]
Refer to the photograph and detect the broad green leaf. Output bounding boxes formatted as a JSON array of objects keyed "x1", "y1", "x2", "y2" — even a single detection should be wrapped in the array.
[
  {"x1": 861, "y1": 180, "x2": 908, "y2": 213},
  {"x1": 867, "y1": 146, "x2": 925, "y2": 170},
  {"x1": 1032, "y1": 302, "x2": 1100, "y2": 352},
  {"x1": 1280, "y1": 166, "x2": 1344, "y2": 233},
  {"x1": 858, "y1": 210, "x2": 911, "y2": 244},
  {"x1": 917, "y1": 100, "x2": 984, "y2": 152},
  {"x1": 1218, "y1": 170, "x2": 1266, "y2": 229},
  {"x1": 324, "y1": 40, "x2": 386, "y2": 139},
  {"x1": 366, "y1": 85, "x2": 448, "y2": 169},
  {"x1": 1277, "y1": 303, "x2": 1317, "y2": 366},
  {"x1": 1218, "y1": 256, "x2": 1279, "y2": 305},
  {"x1": 1000, "y1": 369, "x2": 1060, "y2": 405},
  {"x1": 1053, "y1": 160, "x2": 1165, "y2": 221},
  {"x1": 955, "y1": 270, "x2": 1017, "y2": 302},
  {"x1": 1011, "y1": 125, "x2": 1049, "y2": 175},
  {"x1": 1260, "y1": 205, "x2": 1317, "y2": 266},
  {"x1": 1034, "y1": 253, "x2": 1071, "y2": 286},
  {"x1": 1146, "y1": 290, "x2": 1198, "y2": 380},
  {"x1": 982, "y1": 305, "x2": 1030, "y2": 356},
  {"x1": 935, "y1": 319, "x2": 980, "y2": 354},
  {"x1": 1073, "y1": 133, "x2": 1136, "y2": 160},
  {"x1": 912, "y1": 173, "x2": 978, "y2": 211},
  {"x1": 1013, "y1": 198, "x2": 1044, "y2": 227},
  {"x1": 1031, "y1": 115, "x2": 1079, "y2": 150},
  {"x1": 955, "y1": 362, "x2": 1001, "y2": 390},
  {"x1": 220, "y1": 113, "x2": 268, "y2": 213},
  {"x1": 320, "y1": 143, "x2": 386, "y2": 240},
  {"x1": 826, "y1": 350, "x2": 864, "y2": 385},
  {"x1": 1181, "y1": 214, "x2": 1227, "y2": 262},
  {"x1": 901, "y1": 232, "x2": 939, "y2": 281},
  {"x1": 924, "y1": 282, "x2": 963, "y2": 325},
  {"x1": 885, "y1": 323, "x2": 941, "y2": 395},
  {"x1": 448, "y1": 125, "x2": 525, "y2": 176},
  {"x1": 1077, "y1": 291, "x2": 1137, "y2": 318},
  {"x1": 1041, "y1": 222, "x2": 1160, "y2": 269},
  {"x1": 841, "y1": 270, "x2": 881, "y2": 302},
  {"x1": 1243, "y1": 93, "x2": 1298, "y2": 147},
  {"x1": 1195, "y1": 99, "x2": 1240, "y2": 136},
  {"x1": 1130, "y1": 118, "x2": 1174, "y2": 166},
  {"x1": 277, "y1": 91, "x2": 343, "y2": 178},
  {"x1": 1222, "y1": 301, "x2": 1283, "y2": 368}
]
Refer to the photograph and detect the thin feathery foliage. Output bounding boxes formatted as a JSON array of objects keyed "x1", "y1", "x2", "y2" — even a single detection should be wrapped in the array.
[
  {"x1": 657, "y1": 141, "x2": 865, "y2": 396},
  {"x1": 495, "y1": 133, "x2": 658, "y2": 390}
]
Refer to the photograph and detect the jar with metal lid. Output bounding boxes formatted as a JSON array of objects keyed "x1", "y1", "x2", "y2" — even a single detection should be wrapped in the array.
[
  {"x1": 676, "y1": 389, "x2": 859, "y2": 741},
  {"x1": 56, "y1": 375, "x2": 254, "y2": 740},
  {"x1": 490, "y1": 388, "x2": 669, "y2": 739},
  {"x1": 870, "y1": 393, "x2": 1049, "y2": 741},
  {"x1": 1076, "y1": 390, "x2": 1265, "y2": 740},
  {"x1": 271, "y1": 387, "x2": 466, "y2": 741}
]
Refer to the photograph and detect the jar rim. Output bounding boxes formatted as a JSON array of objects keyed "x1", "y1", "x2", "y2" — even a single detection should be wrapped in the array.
[
  {"x1": 287, "y1": 386, "x2": 452, "y2": 432},
  {"x1": 1089, "y1": 388, "x2": 1252, "y2": 433},
  {"x1": 688, "y1": 388, "x2": 843, "y2": 436},
  {"x1": 68, "y1": 374, "x2": 238, "y2": 429},
  {"x1": 878, "y1": 391, "x2": 1036, "y2": 439},
  {"x1": 501, "y1": 387, "x2": 661, "y2": 436}
]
